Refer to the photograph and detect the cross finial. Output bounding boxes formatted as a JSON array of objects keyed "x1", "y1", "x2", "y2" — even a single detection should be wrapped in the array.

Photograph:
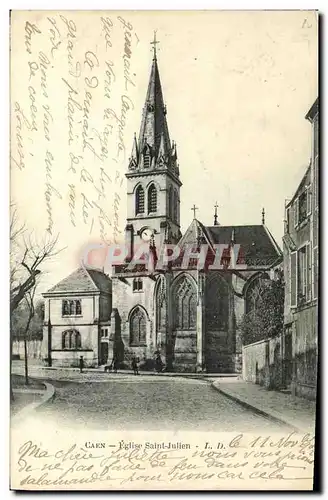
[
  {"x1": 214, "y1": 201, "x2": 219, "y2": 226},
  {"x1": 191, "y1": 204, "x2": 198, "y2": 219},
  {"x1": 262, "y1": 207, "x2": 265, "y2": 225},
  {"x1": 150, "y1": 30, "x2": 159, "y2": 60}
]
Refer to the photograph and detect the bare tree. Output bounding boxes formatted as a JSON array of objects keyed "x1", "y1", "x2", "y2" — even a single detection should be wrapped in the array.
[
  {"x1": 22, "y1": 286, "x2": 36, "y2": 385},
  {"x1": 10, "y1": 204, "x2": 62, "y2": 399}
]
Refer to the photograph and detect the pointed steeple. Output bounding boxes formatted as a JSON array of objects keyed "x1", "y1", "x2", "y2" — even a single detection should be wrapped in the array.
[
  {"x1": 158, "y1": 132, "x2": 167, "y2": 158},
  {"x1": 128, "y1": 133, "x2": 139, "y2": 169},
  {"x1": 134, "y1": 34, "x2": 176, "y2": 174}
]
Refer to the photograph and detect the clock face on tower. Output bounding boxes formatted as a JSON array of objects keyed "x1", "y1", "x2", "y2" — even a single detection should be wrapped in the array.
[{"x1": 140, "y1": 227, "x2": 154, "y2": 242}]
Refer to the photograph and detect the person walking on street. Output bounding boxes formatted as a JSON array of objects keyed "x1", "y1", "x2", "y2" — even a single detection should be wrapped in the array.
[
  {"x1": 79, "y1": 356, "x2": 84, "y2": 373},
  {"x1": 132, "y1": 355, "x2": 139, "y2": 376},
  {"x1": 155, "y1": 352, "x2": 164, "y2": 373},
  {"x1": 113, "y1": 355, "x2": 118, "y2": 374}
]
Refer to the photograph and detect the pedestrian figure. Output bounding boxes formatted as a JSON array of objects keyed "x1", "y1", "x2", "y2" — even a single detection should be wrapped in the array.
[
  {"x1": 79, "y1": 356, "x2": 84, "y2": 373},
  {"x1": 155, "y1": 352, "x2": 164, "y2": 373},
  {"x1": 132, "y1": 355, "x2": 139, "y2": 376},
  {"x1": 113, "y1": 355, "x2": 118, "y2": 374}
]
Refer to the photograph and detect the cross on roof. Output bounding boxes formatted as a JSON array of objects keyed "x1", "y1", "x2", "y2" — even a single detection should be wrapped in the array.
[
  {"x1": 150, "y1": 30, "x2": 159, "y2": 59},
  {"x1": 191, "y1": 204, "x2": 198, "y2": 219},
  {"x1": 214, "y1": 201, "x2": 219, "y2": 226}
]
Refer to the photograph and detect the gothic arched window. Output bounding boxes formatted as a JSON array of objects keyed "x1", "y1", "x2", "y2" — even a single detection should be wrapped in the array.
[
  {"x1": 245, "y1": 278, "x2": 262, "y2": 315},
  {"x1": 205, "y1": 275, "x2": 229, "y2": 330},
  {"x1": 135, "y1": 185, "x2": 145, "y2": 215},
  {"x1": 172, "y1": 275, "x2": 197, "y2": 330},
  {"x1": 130, "y1": 307, "x2": 147, "y2": 345},
  {"x1": 173, "y1": 189, "x2": 178, "y2": 222},
  {"x1": 148, "y1": 183, "x2": 157, "y2": 213},
  {"x1": 62, "y1": 329, "x2": 81, "y2": 349}
]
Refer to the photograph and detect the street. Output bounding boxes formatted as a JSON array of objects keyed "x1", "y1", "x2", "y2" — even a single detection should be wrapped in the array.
[{"x1": 12, "y1": 365, "x2": 291, "y2": 431}]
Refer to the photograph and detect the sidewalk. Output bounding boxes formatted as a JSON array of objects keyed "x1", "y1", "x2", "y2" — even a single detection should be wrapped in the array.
[
  {"x1": 212, "y1": 378, "x2": 316, "y2": 432},
  {"x1": 12, "y1": 361, "x2": 238, "y2": 379}
]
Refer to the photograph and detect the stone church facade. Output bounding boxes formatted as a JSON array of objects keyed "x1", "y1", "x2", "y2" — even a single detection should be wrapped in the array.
[
  {"x1": 43, "y1": 42, "x2": 282, "y2": 372},
  {"x1": 108, "y1": 46, "x2": 282, "y2": 373}
]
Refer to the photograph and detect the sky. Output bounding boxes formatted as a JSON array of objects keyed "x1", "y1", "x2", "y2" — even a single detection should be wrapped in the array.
[{"x1": 10, "y1": 10, "x2": 318, "y2": 294}]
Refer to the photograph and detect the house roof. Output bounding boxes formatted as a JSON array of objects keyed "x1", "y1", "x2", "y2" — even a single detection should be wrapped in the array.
[
  {"x1": 286, "y1": 163, "x2": 311, "y2": 207},
  {"x1": 305, "y1": 97, "x2": 319, "y2": 122},
  {"x1": 178, "y1": 219, "x2": 282, "y2": 267},
  {"x1": 45, "y1": 267, "x2": 112, "y2": 295}
]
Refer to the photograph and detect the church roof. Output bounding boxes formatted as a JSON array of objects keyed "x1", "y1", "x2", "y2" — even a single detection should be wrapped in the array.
[
  {"x1": 178, "y1": 219, "x2": 282, "y2": 268},
  {"x1": 45, "y1": 267, "x2": 112, "y2": 295}
]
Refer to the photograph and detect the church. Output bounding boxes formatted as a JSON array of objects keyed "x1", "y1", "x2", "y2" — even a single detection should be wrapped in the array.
[{"x1": 42, "y1": 38, "x2": 282, "y2": 373}]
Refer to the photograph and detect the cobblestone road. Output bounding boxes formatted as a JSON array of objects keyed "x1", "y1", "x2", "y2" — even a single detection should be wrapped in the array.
[{"x1": 34, "y1": 373, "x2": 289, "y2": 432}]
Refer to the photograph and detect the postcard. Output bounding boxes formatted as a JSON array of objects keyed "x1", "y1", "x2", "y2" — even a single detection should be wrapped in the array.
[{"x1": 10, "y1": 10, "x2": 318, "y2": 490}]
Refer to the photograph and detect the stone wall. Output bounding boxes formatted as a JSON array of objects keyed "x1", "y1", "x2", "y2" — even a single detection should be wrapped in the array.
[
  {"x1": 292, "y1": 305, "x2": 317, "y2": 400},
  {"x1": 242, "y1": 336, "x2": 282, "y2": 389},
  {"x1": 50, "y1": 349, "x2": 96, "y2": 367}
]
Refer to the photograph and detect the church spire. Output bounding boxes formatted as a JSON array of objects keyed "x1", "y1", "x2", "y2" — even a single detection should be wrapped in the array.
[{"x1": 131, "y1": 34, "x2": 177, "y2": 175}]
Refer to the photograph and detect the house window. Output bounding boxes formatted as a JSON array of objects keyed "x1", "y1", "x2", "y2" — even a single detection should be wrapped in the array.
[
  {"x1": 148, "y1": 184, "x2": 157, "y2": 213},
  {"x1": 297, "y1": 246, "x2": 306, "y2": 302},
  {"x1": 290, "y1": 251, "x2": 297, "y2": 308},
  {"x1": 285, "y1": 207, "x2": 290, "y2": 233},
  {"x1": 294, "y1": 199, "x2": 299, "y2": 228},
  {"x1": 296, "y1": 244, "x2": 311, "y2": 305},
  {"x1": 306, "y1": 186, "x2": 312, "y2": 216},
  {"x1": 62, "y1": 330, "x2": 81, "y2": 349},
  {"x1": 313, "y1": 247, "x2": 318, "y2": 299},
  {"x1": 62, "y1": 300, "x2": 82, "y2": 317},
  {"x1": 135, "y1": 185, "x2": 145, "y2": 215},
  {"x1": 298, "y1": 191, "x2": 307, "y2": 224},
  {"x1": 133, "y1": 278, "x2": 143, "y2": 292},
  {"x1": 130, "y1": 307, "x2": 147, "y2": 345}
]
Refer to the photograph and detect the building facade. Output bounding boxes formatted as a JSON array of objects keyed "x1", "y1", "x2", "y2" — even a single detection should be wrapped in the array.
[
  {"x1": 283, "y1": 98, "x2": 319, "y2": 400},
  {"x1": 42, "y1": 267, "x2": 112, "y2": 367},
  {"x1": 43, "y1": 43, "x2": 283, "y2": 373}
]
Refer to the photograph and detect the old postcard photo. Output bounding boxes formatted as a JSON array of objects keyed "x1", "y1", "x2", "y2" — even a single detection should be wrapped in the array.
[{"x1": 10, "y1": 10, "x2": 318, "y2": 490}]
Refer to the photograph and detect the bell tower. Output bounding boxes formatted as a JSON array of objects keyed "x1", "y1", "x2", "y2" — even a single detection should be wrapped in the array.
[{"x1": 125, "y1": 33, "x2": 182, "y2": 258}]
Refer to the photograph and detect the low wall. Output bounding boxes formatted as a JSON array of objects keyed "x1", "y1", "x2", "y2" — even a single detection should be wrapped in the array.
[
  {"x1": 13, "y1": 340, "x2": 43, "y2": 359},
  {"x1": 50, "y1": 349, "x2": 97, "y2": 367},
  {"x1": 242, "y1": 336, "x2": 282, "y2": 389}
]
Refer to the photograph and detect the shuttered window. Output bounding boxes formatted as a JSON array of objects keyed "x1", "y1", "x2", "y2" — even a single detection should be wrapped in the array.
[
  {"x1": 307, "y1": 186, "x2": 312, "y2": 216},
  {"x1": 290, "y1": 251, "x2": 297, "y2": 308},
  {"x1": 313, "y1": 247, "x2": 318, "y2": 299},
  {"x1": 306, "y1": 243, "x2": 312, "y2": 302},
  {"x1": 294, "y1": 199, "x2": 299, "y2": 227}
]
